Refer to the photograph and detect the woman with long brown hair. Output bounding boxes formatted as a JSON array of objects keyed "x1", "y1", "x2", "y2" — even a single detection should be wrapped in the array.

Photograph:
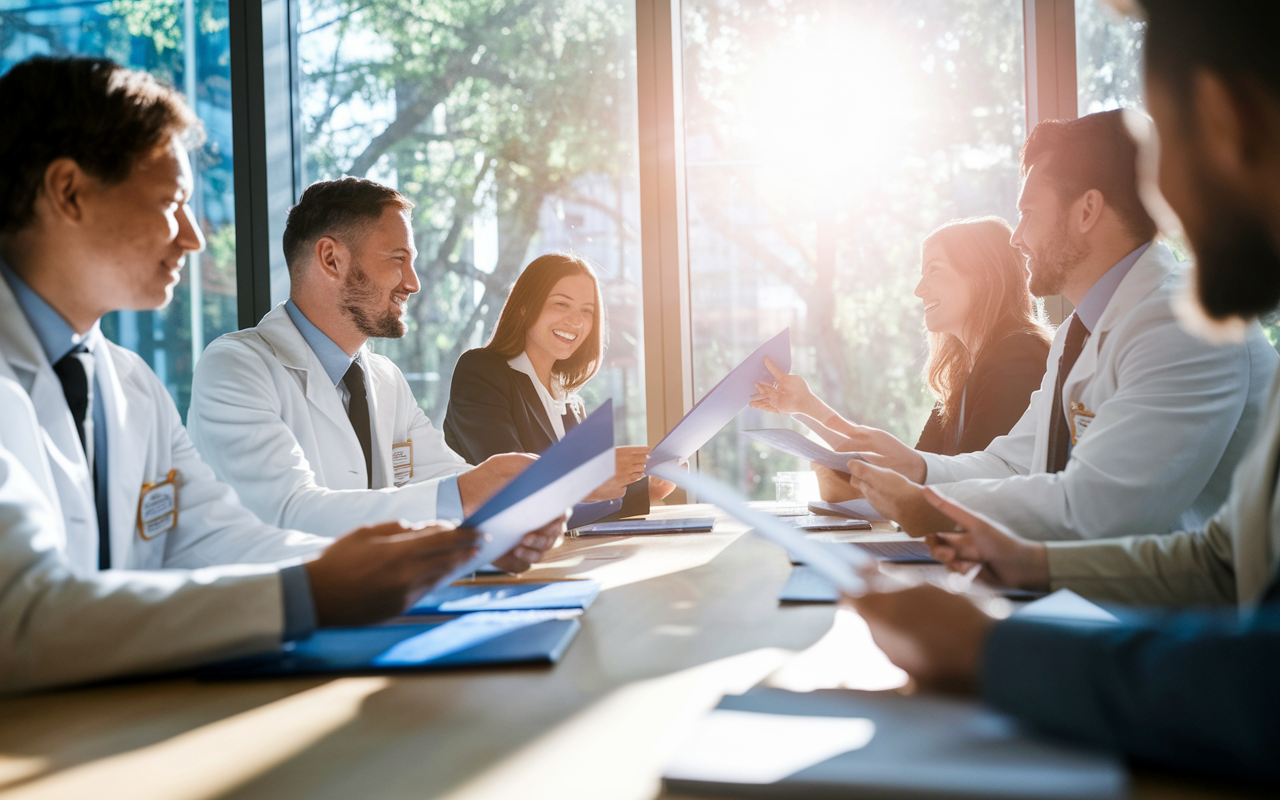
[
  {"x1": 751, "y1": 216, "x2": 1050, "y2": 463},
  {"x1": 444, "y1": 253, "x2": 674, "y2": 510}
]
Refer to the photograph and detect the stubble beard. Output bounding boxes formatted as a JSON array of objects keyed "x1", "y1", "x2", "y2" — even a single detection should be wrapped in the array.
[
  {"x1": 341, "y1": 260, "x2": 407, "y2": 339},
  {"x1": 1027, "y1": 217, "x2": 1089, "y2": 298}
]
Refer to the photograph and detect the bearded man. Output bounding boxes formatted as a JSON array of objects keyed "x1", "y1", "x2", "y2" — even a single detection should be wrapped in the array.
[
  {"x1": 189, "y1": 178, "x2": 552, "y2": 574},
  {"x1": 816, "y1": 109, "x2": 1277, "y2": 546}
]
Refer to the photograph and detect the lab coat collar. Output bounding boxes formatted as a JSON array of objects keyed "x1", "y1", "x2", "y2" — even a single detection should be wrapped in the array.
[
  {"x1": 1061, "y1": 242, "x2": 1177, "y2": 404},
  {"x1": 283, "y1": 298, "x2": 355, "y2": 387}
]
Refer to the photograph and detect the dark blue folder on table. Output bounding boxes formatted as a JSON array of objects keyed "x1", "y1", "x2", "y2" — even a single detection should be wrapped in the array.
[
  {"x1": 573, "y1": 517, "x2": 716, "y2": 535},
  {"x1": 406, "y1": 580, "x2": 601, "y2": 614},
  {"x1": 199, "y1": 610, "x2": 581, "y2": 679}
]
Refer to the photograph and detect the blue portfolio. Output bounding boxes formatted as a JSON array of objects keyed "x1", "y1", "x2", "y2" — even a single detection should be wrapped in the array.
[
  {"x1": 200, "y1": 610, "x2": 581, "y2": 678},
  {"x1": 406, "y1": 580, "x2": 601, "y2": 614},
  {"x1": 574, "y1": 517, "x2": 716, "y2": 535}
]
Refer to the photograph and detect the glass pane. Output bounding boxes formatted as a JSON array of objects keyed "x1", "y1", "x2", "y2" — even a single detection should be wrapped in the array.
[
  {"x1": 292, "y1": 0, "x2": 646, "y2": 446},
  {"x1": 683, "y1": 0, "x2": 1026, "y2": 496},
  {"x1": 1076, "y1": 0, "x2": 1146, "y2": 114},
  {"x1": 0, "y1": 0, "x2": 239, "y2": 420}
]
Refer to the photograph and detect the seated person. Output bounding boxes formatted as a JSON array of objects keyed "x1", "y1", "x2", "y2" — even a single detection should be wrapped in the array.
[
  {"x1": 851, "y1": 2, "x2": 1280, "y2": 780},
  {"x1": 190, "y1": 178, "x2": 554, "y2": 573},
  {"x1": 0, "y1": 57, "x2": 558, "y2": 693},
  {"x1": 752, "y1": 216, "x2": 1050, "y2": 473},
  {"x1": 443, "y1": 253, "x2": 676, "y2": 514},
  {"x1": 830, "y1": 111, "x2": 1276, "y2": 543}
]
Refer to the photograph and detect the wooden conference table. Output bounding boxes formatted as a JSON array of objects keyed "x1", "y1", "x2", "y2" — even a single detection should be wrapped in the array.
[{"x1": 0, "y1": 505, "x2": 1266, "y2": 800}]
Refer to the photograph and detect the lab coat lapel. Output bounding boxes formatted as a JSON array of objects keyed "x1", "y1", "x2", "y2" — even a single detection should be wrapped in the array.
[
  {"x1": 256, "y1": 304, "x2": 369, "y2": 483},
  {"x1": 1060, "y1": 245, "x2": 1175, "y2": 410},
  {"x1": 0, "y1": 278, "x2": 97, "y2": 570},
  {"x1": 96, "y1": 339, "x2": 154, "y2": 569}
]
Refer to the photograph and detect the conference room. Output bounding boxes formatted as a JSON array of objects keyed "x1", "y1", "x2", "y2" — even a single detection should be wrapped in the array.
[{"x1": 1, "y1": 0, "x2": 1277, "y2": 798}]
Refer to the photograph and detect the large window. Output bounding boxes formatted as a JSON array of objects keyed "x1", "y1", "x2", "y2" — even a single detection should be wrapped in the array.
[
  {"x1": 1076, "y1": 0, "x2": 1145, "y2": 114},
  {"x1": 682, "y1": 0, "x2": 1027, "y2": 496},
  {"x1": 1, "y1": 0, "x2": 238, "y2": 419},
  {"x1": 291, "y1": 0, "x2": 646, "y2": 445}
]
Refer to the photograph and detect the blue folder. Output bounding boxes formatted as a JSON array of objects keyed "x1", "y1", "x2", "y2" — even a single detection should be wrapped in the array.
[
  {"x1": 199, "y1": 610, "x2": 581, "y2": 678},
  {"x1": 574, "y1": 517, "x2": 716, "y2": 535},
  {"x1": 406, "y1": 581, "x2": 601, "y2": 614}
]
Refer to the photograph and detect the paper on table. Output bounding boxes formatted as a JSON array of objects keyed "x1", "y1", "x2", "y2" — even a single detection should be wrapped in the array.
[
  {"x1": 646, "y1": 328, "x2": 791, "y2": 471},
  {"x1": 441, "y1": 400, "x2": 616, "y2": 586},
  {"x1": 1014, "y1": 589, "x2": 1121, "y2": 625},
  {"x1": 650, "y1": 462, "x2": 867, "y2": 594},
  {"x1": 744, "y1": 428, "x2": 864, "y2": 474}
]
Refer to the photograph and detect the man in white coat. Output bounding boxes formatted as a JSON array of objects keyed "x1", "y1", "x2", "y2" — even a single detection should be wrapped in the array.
[
  {"x1": 0, "y1": 56, "x2": 557, "y2": 692},
  {"x1": 188, "y1": 178, "x2": 559, "y2": 572},
  {"x1": 817, "y1": 110, "x2": 1277, "y2": 542}
]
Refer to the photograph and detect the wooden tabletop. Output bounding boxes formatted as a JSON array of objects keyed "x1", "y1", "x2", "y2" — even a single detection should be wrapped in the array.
[{"x1": 0, "y1": 505, "x2": 1265, "y2": 799}]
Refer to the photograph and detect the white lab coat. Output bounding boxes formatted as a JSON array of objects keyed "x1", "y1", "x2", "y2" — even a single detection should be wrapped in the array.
[
  {"x1": 0, "y1": 378, "x2": 288, "y2": 693},
  {"x1": 0, "y1": 276, "x2": 330, "y2": 575},
  {"x1": 188, "y1": 303, "x2": 470, "y2": 537},
  {"x1": 919, "y1": 244, "x2": 1278, "y2": 541}
]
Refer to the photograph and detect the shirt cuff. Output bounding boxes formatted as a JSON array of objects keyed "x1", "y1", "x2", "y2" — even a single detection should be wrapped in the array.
[
  {"x1": 279, "y1": 563, "x2": 319, "y2": 642},
  {"x1": 436, "y1": 475, "x2": 464, "y2": 524}
]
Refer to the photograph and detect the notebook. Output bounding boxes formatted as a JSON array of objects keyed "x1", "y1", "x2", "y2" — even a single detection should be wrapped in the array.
[
  {"x1": 405, "y1": 580, "x2": 601, "y2": 614},
  {"x1": 573, "y1": 517, "x2": 716, "y2": 535},
  {"x1": 200, "y1": 610, "x2": 581, "y2": 678},
  {"x1": 663, "y1": 687, "x2": 1127, "y2": 799}
]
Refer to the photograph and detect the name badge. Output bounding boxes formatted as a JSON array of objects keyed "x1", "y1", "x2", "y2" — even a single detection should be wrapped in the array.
[
  {"x1": 392, "y1": 440, "x2": 413, "y2": 487},
  {"x1": 138, "y1": 469, "x2": 179, "y2": 540},
  {"x1": 1069, "y1": 401, "x2": 1096, "y2": 446}
]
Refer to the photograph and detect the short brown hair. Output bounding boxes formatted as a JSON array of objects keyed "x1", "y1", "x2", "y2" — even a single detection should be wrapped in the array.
[
  {"x1": 1020, "y1": 110, "x2": 1157, "y2": 243},
  {"x1": 483, "y1": 253, "x2": 606, "y2": 392},
  {"x1": 283, "y1": 177, "x2": 415, "y2": 277},
  {"x1": 0, "y1": 56, "x2": 201, "y2": 235}
]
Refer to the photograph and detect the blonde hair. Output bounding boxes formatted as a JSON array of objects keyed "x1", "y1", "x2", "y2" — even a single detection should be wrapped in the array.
[{"x1": 922, "y1": 216, "x2": 1051, "y2": 427}]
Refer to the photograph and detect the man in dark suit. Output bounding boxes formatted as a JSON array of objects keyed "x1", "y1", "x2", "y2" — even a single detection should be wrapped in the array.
[{"x1": 851, "y1": 0, "x2": 1280, "y2": 783}]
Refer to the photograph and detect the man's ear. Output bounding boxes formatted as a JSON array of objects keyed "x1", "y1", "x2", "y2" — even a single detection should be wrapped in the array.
[
  {"x1": 39, "y1": 158, "x2": 91, "y2": 225},
  {"x1": 314, "y1": 236, "x2": 348, "y2": 282},
  {"x1": 1075, "y1": 188, "x2": 1106, "y2": 235}
]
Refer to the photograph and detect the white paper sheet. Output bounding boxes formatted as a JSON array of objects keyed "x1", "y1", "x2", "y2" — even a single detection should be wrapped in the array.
[
  {"x1": 647, "y1": 328, "x2": 791, "y2": 470},
  {"x1": 1014, "y1": 589, "x2": 1121, "y2": 625},
  {"x1": 650, "y1": 462, "x2": 867, "y2": 594},
  {"x1": 744, "y1": 428, "x2": 864, "y2": 474}
]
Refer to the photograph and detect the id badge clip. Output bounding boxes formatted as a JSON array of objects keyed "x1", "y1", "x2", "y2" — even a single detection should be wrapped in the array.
[
  {"x1": 392, "y1": 440, "x2": 413, "y2": 487},
  {"x1": 1069, "y1": 401, "x2": 1096, "y2": 446},
  {"x1": 138, "y1": 469, "x2": 179, "y2": 540}
]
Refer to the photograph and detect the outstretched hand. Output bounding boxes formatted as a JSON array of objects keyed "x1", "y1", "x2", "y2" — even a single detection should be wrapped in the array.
[
  {"x1": 749, "y1": 356, "x2": 825, "y2": 418},
  {"x1": 922, "y1": 488, "x2": 1050, "y2": 591},
  {"x1": 847, "y1": 460, "x2": 953, "y2": 537}
]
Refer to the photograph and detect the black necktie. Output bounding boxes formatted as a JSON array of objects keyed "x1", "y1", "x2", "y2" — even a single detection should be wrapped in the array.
[
  {"x1": 1046, "y1": 315, "x2": 1089, "y2": 473},
  {"x1": 53, "y1": 347, "x2": 110, "y2": 568},
  {"x1": 343, "y1": 360, "x2": 374, "y2": 488}
]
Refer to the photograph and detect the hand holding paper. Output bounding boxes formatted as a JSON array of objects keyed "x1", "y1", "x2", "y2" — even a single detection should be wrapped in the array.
[{"x1": 744, "y1": 428, "x2": 865, "y2": 475}]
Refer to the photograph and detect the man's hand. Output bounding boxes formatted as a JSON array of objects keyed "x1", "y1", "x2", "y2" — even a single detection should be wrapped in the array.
[
  {"x1": 814, "y1": 462, "x2": 861, "y2": 501},
  {"x1": 922, "y1": 488, "x2": 1051, "y2": 591},
  {"x1": 847, "y1": 460, "x2": 953, "y2": 537},
  {"x1": 490, "y1": 513, "x2": 566, "y2": 573},
  {"x1": 851, "y1": 582, "x2": 995, "y2": 693},
  {"x1": 648, "y1": 475, "x2": 678, "y2": 502},
  {"x1": 585, "y1": 445, "x2": 649, "y2": 501},
  {"x1": 823, "y1": 425, "x2": 926, "y2": 483},
  {"x1": 306, "y1": 520, "x2": 480, "y2": 627},
  {"x1": 457, "y1": 453, "x2": 537, "y2": 517}
]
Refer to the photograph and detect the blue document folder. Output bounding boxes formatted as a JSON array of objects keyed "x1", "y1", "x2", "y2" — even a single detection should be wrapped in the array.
[
  {"x1": 200, "y1": 610, "x2": 581, "y2": 678},
  {"x1": 647, "y1": 329, "x2": 791, "y2": 470},
  {"x1": 574, "y1": 517, "x2": 716, "y2": 535},
  {"x1": 406, "y1": 581, "x2": 601, "y2": 614}
]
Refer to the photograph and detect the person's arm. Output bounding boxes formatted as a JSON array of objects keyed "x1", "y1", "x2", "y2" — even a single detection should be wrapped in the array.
[
  {"x1": 186, "y1": 341, "x2": 456, "y2": 540},
  {"x1": 932, "y1": 312, "x2": 1254, "y2": 541},
  {"x1": 444, "y1": 352, "x2": 531, "y2": 464},
  {"x1": 983, "y1": 608, "x2": 1280, "y2": 783},
  {"x1": 954, "y1": 336, "x2": 1048, "y2": 454}
]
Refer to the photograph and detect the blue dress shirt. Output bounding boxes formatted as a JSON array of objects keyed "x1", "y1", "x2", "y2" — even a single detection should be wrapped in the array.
[
  {"x1": 1, "y1": 262, "x2": 111, "y2": 568},
  {"x1": 1072, "y1": 241, "x2": 1151, "y2": 333},
  {"x1": 283, "y1": 300, "x2": 463, "y2": 520}
]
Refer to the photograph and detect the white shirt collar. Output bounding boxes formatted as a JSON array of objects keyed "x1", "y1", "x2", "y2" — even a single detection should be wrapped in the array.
[{"x1": 507, "y1": 350, "x2": 579, "y2": 440}]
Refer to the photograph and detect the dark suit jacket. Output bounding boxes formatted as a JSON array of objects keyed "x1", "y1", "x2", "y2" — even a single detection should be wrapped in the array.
[
  {"x1": 443, "y1": 348, "x2": 648, "y2": 518},
  {"x1": 914, "y1": 329, "x2": 1049, "y2": 456}
]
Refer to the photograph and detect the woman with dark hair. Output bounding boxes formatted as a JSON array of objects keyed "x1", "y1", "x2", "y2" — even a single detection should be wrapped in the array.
[
  {"x1": 751, "y1": 216, "x2": 1050, "y2": 471},
  {"x1": 444, "y1": 253, "x2": 674, "y2": 508}
]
